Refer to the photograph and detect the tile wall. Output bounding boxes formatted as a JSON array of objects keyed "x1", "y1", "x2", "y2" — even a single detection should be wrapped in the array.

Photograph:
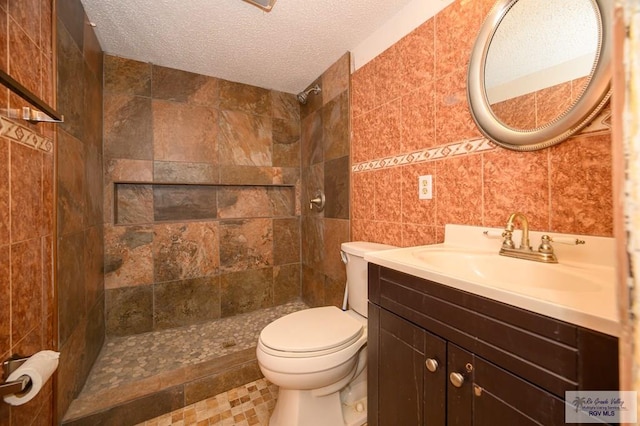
[
  {"x1": 0, "y1": 0, "x2": 55, "y2": 424},
  {"x1": 351, "y1": 0, "x2": 613, "y2": 246},
  {"x1": 299, "y1": 53, "x2": 351, "y2": 308},
  {"x1": 103, "y1": 56, "x2": 302, "y2": 336},
  {"x1": 55, "y1": 0, "x2": 105, "y2": 421}
]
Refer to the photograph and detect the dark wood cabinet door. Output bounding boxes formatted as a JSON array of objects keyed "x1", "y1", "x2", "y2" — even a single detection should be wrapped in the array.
[
  {"x1": 472, "y1": 356, "x2": 567, "y2": 426},
  {"x1": 378, "y1": 309, "x2": 425, "y2": 426},
  {"x1": 447, "y1": 344, "x2": 474, "y2": 426}
]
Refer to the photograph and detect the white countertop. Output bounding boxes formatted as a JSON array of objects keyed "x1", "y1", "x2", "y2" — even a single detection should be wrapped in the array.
[{"x1": 364, "y1": 224, "x2": 620, "y2": 337}]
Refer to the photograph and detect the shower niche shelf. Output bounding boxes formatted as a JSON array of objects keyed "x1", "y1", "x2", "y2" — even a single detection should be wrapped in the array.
[{"x1": 113, "y1": 181, "x2": 297, "y2": 225}]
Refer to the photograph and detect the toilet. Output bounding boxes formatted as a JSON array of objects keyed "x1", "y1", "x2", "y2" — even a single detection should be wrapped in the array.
[{"x1": 256, "y1": 241, "x2": 396, "y2": 426}]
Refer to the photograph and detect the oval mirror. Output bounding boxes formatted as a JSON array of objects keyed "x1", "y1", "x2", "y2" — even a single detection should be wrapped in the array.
[{"x1": 467, "y1": 0, "x2": 611, "y2": 151}]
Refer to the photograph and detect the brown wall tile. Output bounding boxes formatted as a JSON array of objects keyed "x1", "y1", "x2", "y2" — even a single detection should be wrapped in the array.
[
  {"x1": 11, "y1": 238, "x2": 43, "y2": 345},
  {"x1": 152, "y1": 65, "x2": 219, "y2": 106},
  {"x1": 154, "y1": 277, "x2": 221, "y2": 330},
  {"x1": 323, "y1": 218, "x2": 348, "y2": 282},
  {"x1": 220, "y1": 268, "x2": 273, "y2": 317},
  {"x1": 104, "y1": 55, "x2": 151, "y2": 96},
  {"x1": 322, "y1": 53, "x2": 350, "y2": 105},
  {"x1": 153, "y1": 100, "x2": 218, "y2": 163},
  {"x1": 153, "y1": 185, "x2": 217, "y2": 222},
  {"x1": 11, "y1": 143, "x2": 43, "y2": 241},
  {"x1": 56, "y1": 19, "x2": 83, "y2": 139},
  {"x1": 154, "y1": 161, "x2": 218, "y2": 184},
  {"x1": 153, "y1": 221, "x2": 220, "y2": 282},
  {"x1": 219, "y1": 219, "x2": 273, "y2": 273},
  {"x1": 324, "y1": 156, "x2": 349, "y2": 219},
  {"x1": 57, "y1": 130, "x2": 85, "y2": 235},
  {"x1": 218, "y1": 110, "x2": 271, "y2": 166},
  {"x1": 104, "y1": 225, "x2": 154, "y2": 289},
  {"x1": 57, "y1": 232, "x2": 84, "y2": 346},
  {"x1": 219, "y1": 80, "x2": 271, "y2": 116},
  {"x1": 0, "y1": 138, "x2": 8, "y2": 245},
  {"x1": 273, "y1": 264, "x2": 300, "y2": 305},
  {"x1": 114, "y1": 184, "x2": 153, "y2": 224},
  {"x1": 104, "y1": 94, "x2": 153, "y2": 160},
  {"x1": 0, "y1": 245, "x2": 9, "y2": 358},
  {"x1": 322, "y1": 91, "x2": 349, "y2": 161},
  {"x1": 273, "y1": 218, "x2": 300, "y2": 266},
  {"x1": 106, "y1": 285, "x2": 153, "y2": 336}
]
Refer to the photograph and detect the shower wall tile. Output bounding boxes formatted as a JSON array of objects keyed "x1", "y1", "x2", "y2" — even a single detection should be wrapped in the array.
[
  {"x1": 322, "y1": 91, "x2": 349, "y2": 161},
  {"x1": 273, "y1": 117, "x2": 300, "y2": 167},
  {"x1": 324, "y1": 275, "x2": 345, "y2": 309},
  {"x1": 56, "y1": 19, "x2": 83, "y2": 139},
  {"x1": 217, "y1": 187, "x2": 273, "y2": 218},
  {"x1": 153, "y1": 185, "x2": 217, "y2": 222},
  {"x1": 301, "y1": 215, "x2": 324, "y2": 270},
  {"x1": 56, "y1": 0, "x2": 84, "y2": 52},
  {"x1": 154, "y1": 161, "x2": 219, "y2": 184},
  {"x1": 300, "y1": 77, "x2": 323, "y2": 119},
  {"x1": 104, "y1": 225, "x2": 154, "y2": 289},
  {"x1": 269, "y1": 186, "x2": 296, "y2": 217},
  {"x1": 114, "y1": 184, "x2": 153, "y2": 224},
  {"x1": 483, "y1": 149, "x2": 550, "y2": 229},
  {"x1": 152, "y1": 100, "x2": 218, "y2": 163},
  {"x1": 301, "y1": 109, "x2": 322, "y2": 166},
  {"x1": 272, "y1": 91, "x2": 300, "y2": 121},
  {"x1": 104, "y1": 159, "x2": 153, "y2": 223},
  {"x1": 218, "y1": 110, "x2": 271, "y2": 166},
  {"x1": 154, "y1": 277, "x2": 221, "y2": 330},
  {"x1": 83, "y1": 15, "x2": 102, "y2": 79},
  {"x1": 84, "y1": 146, "x2": 104, "y2": 227},
  {"x1": 323, "y1": 218, "x2": 349, "y2": 282},
  {"x1": 274, "y1": 264, "x2": 300, "y2": 305},
  {"x1": 153, "y1": 221, "x2": 220, "y2": 282},
  {"x1": 550, "y1": 133, "x2": 613, "y2": 236},
  {"x1": 219, "y1": 80, "x2": 271, "y2": 116},
  {"x1": 104, "y1": 94, "x2": 153, "y2": 160},
  {"x1": 219, "y1": 165, "x2": 280, "y2": 185},
  {"x1": 273, "y1": 218, "x2": 300, "y2": 265},
  {"x1": 106, "y1": 285, "x2": 154, "y2": 336},
  {"x1": 57, "y1": 130, "x2": 85, "y2": 235},
  {"x1": 84, "y1": 226, "x2": 104, "y2": 312},
  {"x1": 57, "y1": 232, "x2": 84, "y2": 346},
  {"x1": 219, "y1": 219, "x2": 273, "y2": 272},
  {"x1": 324, "y1": 156, "x2": 349, "y2": 219},
  {"x1": 302, "y1": 163, "x2": 323, "y2": 217},
  {"x1": 104, "y1": 55, "x2": 151, "y2": 96},
  {"x1": 322, "y1": 53, "x2": 350, "y2": 105},
  {"x1": 84, "y1": 65, "x2": 104, "y2": 151},
  {"x1": 220, "y1": 268, "x2": 273, "y2": 317},
  {"x1": 152, "y1": 65, "x2": 219, "y2": 106},
  {"x1": 301, "y1": 265, "x2": 324, "y2": 308}
]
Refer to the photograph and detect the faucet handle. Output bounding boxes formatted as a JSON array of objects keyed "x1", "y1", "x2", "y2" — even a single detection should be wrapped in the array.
[
  {"x1": 549, "y1": 236, "x2": 586, "y2": 245},
  {"x1": 501, "y1": 229, "x2": 515, "y2": 249},
  {"x1": 538, "y1": 235, "x2": 554, "y2": 254}
]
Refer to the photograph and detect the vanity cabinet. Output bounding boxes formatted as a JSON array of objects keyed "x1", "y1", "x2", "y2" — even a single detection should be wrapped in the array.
[{"x1": 367, "y1": 264, "x2": 619, "y2": 426}]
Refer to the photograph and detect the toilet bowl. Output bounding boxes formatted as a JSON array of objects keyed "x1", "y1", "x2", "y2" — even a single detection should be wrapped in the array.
[{"x1": 256, "y1": 241, "x2": 396, "y2": 426}]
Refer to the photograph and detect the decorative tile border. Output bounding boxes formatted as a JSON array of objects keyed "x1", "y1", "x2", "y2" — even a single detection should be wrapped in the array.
[
  {"x1": 0, "y1": 115, "x2": 53, "y2": 153},
  {"x1": 352, "y1": 137, "x2": 496, "y2": 173}
]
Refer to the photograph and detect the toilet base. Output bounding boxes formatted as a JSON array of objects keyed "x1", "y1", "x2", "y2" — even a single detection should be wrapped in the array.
[{"x1": 268, "y1": 367, "x2": 368, "y2": 426}]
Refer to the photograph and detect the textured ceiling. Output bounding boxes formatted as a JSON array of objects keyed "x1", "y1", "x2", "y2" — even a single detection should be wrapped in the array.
[{"x1": 80, "y1": 0, "x2": 417, "y2": 94}]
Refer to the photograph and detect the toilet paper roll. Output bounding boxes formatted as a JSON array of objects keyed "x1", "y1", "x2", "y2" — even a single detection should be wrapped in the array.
[{"x1": 3, "y1": 350, "x2": 60, "y2": 406}]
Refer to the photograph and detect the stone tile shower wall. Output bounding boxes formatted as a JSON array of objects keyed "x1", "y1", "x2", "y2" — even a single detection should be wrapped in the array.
[
  {"x1": 0, "y1": 1, "x2": 56, "y2": 424},
  {"x1": 103, "y1": 56, "x2": 301, "y2": 336},
  {"x1": 300, "y1": 53, "x2": 351, "y2": 308},
  {"x1": 351, "y1": 0, "x2": 613, "y2": 247},
  {"x1": 55, "y1": 0, "x2": 105, "y2": 421}
]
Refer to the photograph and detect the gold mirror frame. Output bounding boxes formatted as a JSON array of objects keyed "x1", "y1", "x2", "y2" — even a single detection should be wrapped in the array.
[{"x1": 467, "y1": 0, "x2": 612, "y2": 151}]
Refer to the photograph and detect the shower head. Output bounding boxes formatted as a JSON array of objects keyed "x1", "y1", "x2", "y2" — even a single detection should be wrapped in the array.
[{"x1": 297, "y1": 84, "x2": 321, "y2": 104}]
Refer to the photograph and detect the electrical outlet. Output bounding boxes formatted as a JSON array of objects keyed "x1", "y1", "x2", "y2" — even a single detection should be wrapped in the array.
[{"x1": 418, "y1": 175, "x2": 432, "y2": 200}]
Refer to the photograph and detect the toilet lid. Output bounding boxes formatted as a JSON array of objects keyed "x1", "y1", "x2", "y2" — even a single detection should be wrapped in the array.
[{"x1": 260, "y1": 306, "x2": 364, "y2": 354}]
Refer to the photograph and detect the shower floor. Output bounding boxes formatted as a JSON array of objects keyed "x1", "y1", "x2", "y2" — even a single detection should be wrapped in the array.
[{"x1": 63, "y1": 300, "x2": 308, "y2": 425}]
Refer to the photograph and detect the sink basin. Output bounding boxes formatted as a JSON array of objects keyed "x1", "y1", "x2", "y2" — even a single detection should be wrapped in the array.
[
  {"x1": 363, "y1": 225, "x2": 619, "y2": 337},
  {"x1": 411, "y1": 248, "x2": 602, "y2": 293}
]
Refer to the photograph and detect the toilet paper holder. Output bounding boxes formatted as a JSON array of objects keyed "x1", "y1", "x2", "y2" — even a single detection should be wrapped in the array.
[{"x1": 1, "y1": 355, "x2": 31, "y2": 398}]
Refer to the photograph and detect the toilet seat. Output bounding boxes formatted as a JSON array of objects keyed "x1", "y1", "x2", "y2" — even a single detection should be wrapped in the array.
[{"x1": 259, "y1": 306, "x2": 364, "y2": 358}]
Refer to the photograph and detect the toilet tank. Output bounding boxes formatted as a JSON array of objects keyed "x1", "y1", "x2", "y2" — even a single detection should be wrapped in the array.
[{"x1": 341, "y1": 241, "x2": 397, "y2": 318}]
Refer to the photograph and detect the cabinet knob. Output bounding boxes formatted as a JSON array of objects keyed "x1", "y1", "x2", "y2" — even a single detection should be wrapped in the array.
[
  {"x1": 449, "y1": 372, "x2": 465, "y2": 388},
  {"x1": 425, "y1": 358, "x2": 439, "y2": 372}
]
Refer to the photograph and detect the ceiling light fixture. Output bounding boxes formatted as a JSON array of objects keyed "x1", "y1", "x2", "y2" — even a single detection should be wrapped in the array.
[{"x1": 242, "y1": 0, "x2": 277, "y2": 12}]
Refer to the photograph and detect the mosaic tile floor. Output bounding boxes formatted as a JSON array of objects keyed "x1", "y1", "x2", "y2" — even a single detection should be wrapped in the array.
[
  {"x1": 136, "y1": 378, "x2": 278, "y2": 426},
  {"x1": 82, "y1": 300, "x2": 308, "y2": 395}
]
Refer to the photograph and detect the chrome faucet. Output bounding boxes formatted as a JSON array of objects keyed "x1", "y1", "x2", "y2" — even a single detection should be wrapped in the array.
[{"x1": 499, "y1": 212, "x2": 557, "y2": 263}]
